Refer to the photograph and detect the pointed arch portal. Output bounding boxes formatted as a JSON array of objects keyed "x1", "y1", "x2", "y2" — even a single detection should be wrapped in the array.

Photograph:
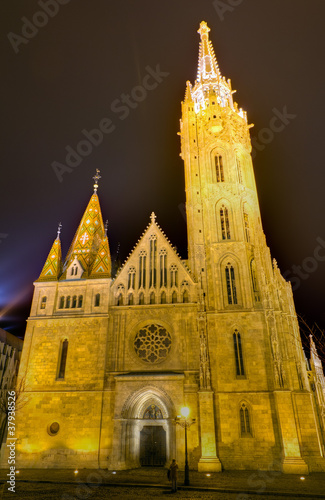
[{"x1": 117, "y1": 386, "x2": 176, "y2": 468}]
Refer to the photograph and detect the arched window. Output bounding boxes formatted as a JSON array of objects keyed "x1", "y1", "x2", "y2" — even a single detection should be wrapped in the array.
[
  {"x1": 78, "y1": 295, "x2": 83, "y2": 308},
  {"x1": 94, "y1": 293, "x2": 100, "y2": 307},
  {"x1": 117, "y1": 294, "x2": 123, "y2": 306},
  {"x1": 71, "y1": 265, "x2": 78, "y2": 276},
  {"x1": 139, "y1": 251, "x2": 147, "y2": 288},
  {"x1": 240, "y1": 403, "x2": 251, "y2": 436},
  {"x1": 59, "y1": 296, "x2": 64, "y2": 309},
  {"x1": 225, "y1": 263, "x2": 237, "y2": 304},
  {"x1": 170, "y1": 265, "x2": 178, "y2": 287},
  {"x1": 250, "y1": 260, "x2": 260, "y2": 302},
  {"x1": 172, "y1": 291, "x2": 177, "y2": 303},
  {"x1": 243, "y1": 209, "x2": 250, "y2": 242},
  {"x1": 57, "y1": 339, "x2": 68, "y2": 380},
  {"x1": 160, "y1": 249, "x2": 167, "y2": 287},
  {"x1": 183, "y1": 290, "x2": 189, "y2": 303},
  {"x1": 139, "y1": 292, "x2": 144, "y2": 305},
  {"x1": 65, "y1": 296, "x2": 71, "y2": 308},
  {"x1": 160, "y1": 291, "x2": 166, "y2": 304},
  {"x1": 236, "y1": 157, "x2": 243, "y2": 184},
  {"x1": 149, "y1": 235, "x2": 157, "y2": 288},
  {"x1": 128, "y1": 294, "x2": 134, "y2": 305},
  {"x1": 40, "y1": 296, "x2": 47, "y2": 309},
  {"x1": 72, "y1": 295, "x2": 77, "y2": 308},
  {"x1": 233, "y1": 330, "x2": 245, "y2": 376},
  {"x1": 220, "y1": 205, "x2": 231, "y2": 240},
  {"x1": 128, "y1": 267, "x2": 136, "y2": 290},
  {"x1": 215, "y1": 155, "x2": 224, "y2": 182},
  {"x1": 150, "y1": 292, "x2": 155, "y2": 304}
]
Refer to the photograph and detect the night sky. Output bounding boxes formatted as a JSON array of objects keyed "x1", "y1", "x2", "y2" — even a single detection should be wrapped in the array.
[{"x1": 1, "y1": 0, "x2": 325, "y2": 347}]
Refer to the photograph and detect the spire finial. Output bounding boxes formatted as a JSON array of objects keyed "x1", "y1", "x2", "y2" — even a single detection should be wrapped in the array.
[
  {"x1": 93, "y1": 169, "x2": 101, "y2": 193},
  {"x1": 57, "y1": 222, "x2": 62, "y2": 239},
  {"x1": 105, "y1": 220, "x2": 108, "y2": 235},
  {"x1": 198, "y1": 21, "x2": 210, "y2": 39},
  {"x1": 150, "y1": 212, "x2": 156, "y2": 223}
]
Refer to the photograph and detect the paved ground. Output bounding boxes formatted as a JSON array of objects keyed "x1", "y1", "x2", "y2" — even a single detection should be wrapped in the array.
[{"x1": 0, "y1": 467, "x2": 324, "y2": 499}]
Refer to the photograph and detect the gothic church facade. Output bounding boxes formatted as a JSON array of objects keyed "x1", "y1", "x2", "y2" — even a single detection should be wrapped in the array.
[{"x1": 12, "y1": 22, "x2": 325, "y2": 473}]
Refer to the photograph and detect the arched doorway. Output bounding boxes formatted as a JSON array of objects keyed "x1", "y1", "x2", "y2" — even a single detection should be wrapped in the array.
[{"x1": 119, "y1": 386, "x2": 175, "y2": 469}]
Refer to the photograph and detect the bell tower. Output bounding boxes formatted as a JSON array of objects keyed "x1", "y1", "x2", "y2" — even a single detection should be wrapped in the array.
[{"x1": 180, "y1": 21, "x2": 262, "y2": 310}]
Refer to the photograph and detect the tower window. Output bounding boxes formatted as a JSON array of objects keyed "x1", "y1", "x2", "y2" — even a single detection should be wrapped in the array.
[
  {"x1": 72, "y1": 295, "x2": 77, "y2": 308},
  {"x1": 117, "y1": 294, "x2": 123, "y2": 306},
  {"x1": 172, "y1": 291, "x2": 177, "y2": 304},
  {"x1": 240, "y1": 403, "x2": 251, "y2": 436},
  {"x1": 65, "y1": 296, "x2": 71, "y2": 308},
  {"x1": 40, "y1": 296, "x2": 47, "y2": 309},
  {"x1": 243, "y1": 210, "x2": 250, "y2": 242},
  {"x1": 237, "y1": 157, "x2": 243, "y2": 184},
  {"x1": 233, "y1": 330, "x2": 245, "y2": 376},
  {"x1": 150, "y1": 292, "x2": 155, "y2": 304},
  {"x1": 250, "y1": 260, "x2": 260, "y2": 302},
  {"x1": 59, "y1": 296, "x2": 64, "y2": 309},
  {"x1": 128, "y1": 294, "x2": 134, "y2": 306},
  {"x1": 94, "y1": 293, "x2": 100, "y2": 307},
  {"x1": 215, "y1": 155, "x2": 224, "y2": 182},
  {"x1": 139, "y1": 292, "x2": 144, "y2": 305},
  {"x1": 57, "y1": 339, "x2": 68, "y2": 380},
  {"x1": 225, "y1": 263, "x2": 237, "y2": 304},
  {"x1": 78, "y1": 295, "x2": 83, "y2": 308},
  {"x1": 220, "y1": 205, "x2": 231, "y2": 240}
]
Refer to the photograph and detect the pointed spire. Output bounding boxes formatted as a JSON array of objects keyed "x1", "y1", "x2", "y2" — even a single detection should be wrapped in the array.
[
  {"x1": 37, "y1": 226, "x2": 62, "y2": 282},
  {"x1": 184, "y1": 80, "x2": 193, "y2": 102},
  {"x1": 150, "y1": 212, "x2": 156, "y2": 223},
  {"x1": 63, "y1": 171, "x2": 111, "y2": 279},
  {"x1": 197, "y1": 21, "x2": 221, "y2": 83},
  {"x1": 310, "y1": 334, "x2": 323, "y2": 370}
]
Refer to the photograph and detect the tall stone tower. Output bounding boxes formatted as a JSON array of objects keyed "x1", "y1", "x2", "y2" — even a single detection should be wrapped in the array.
[
  {"x1": 7, "y1": 22, "x2": 325, "y2": 474},
  {"x1": 179, "y1": 21, "x2": 325, "y2": 473}
]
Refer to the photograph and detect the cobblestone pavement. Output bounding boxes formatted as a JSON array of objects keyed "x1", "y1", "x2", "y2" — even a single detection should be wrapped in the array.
[
  {"x1": 1, "y1": 467, "x2": 324, "y2": 499},
  {"x1": 0, "y1": 483, "x2": 320, "y2": 500}
]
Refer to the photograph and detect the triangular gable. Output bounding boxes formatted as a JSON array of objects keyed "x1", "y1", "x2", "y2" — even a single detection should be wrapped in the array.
[{"x1": 112, "y1": 213, "x2": 196, "y2": 304}]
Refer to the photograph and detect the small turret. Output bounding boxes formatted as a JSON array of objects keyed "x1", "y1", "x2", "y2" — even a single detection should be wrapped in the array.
[{"x1": 36, "y1": 223, "x2": 62, "y2": 282}]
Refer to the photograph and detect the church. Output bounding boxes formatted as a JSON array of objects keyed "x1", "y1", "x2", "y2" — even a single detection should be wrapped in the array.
[{"x1": 12, "y1": 22, "x2": 325, "y2": 473}]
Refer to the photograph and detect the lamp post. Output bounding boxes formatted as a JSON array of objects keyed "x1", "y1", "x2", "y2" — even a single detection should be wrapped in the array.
[{"x1": 175, "y1": 406, "x2": 196, "y2": 486}]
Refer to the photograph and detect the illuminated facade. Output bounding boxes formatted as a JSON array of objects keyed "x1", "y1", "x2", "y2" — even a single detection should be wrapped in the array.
[{"x1": 10, "y1": 22, "x2": 325, "y2": 473}]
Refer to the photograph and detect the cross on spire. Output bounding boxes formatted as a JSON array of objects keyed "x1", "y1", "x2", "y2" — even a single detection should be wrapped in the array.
[
  {"x1": 93, "y1": 169, "x2": 101, "y2": 193},
  {"x1": 57, "y1": 222, "x2": 62, "y2": 239}
]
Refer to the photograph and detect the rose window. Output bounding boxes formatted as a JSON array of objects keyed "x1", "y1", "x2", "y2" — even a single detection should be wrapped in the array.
[{"x1": 134, "y1": 324, "x2": 172, "y2": 364}]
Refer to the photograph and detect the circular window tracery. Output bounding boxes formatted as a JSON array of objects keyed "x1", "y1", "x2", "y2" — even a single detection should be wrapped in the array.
[{"x1": 134, "y1": 324, "x2": 172, "y2": 364}]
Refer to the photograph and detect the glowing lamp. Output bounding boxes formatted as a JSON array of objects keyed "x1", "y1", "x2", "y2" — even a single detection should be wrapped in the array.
[
  {"x1": 300, "y1": 476, "x2": 305, "y2": 481},
  {"x1": 181, "y1": 406, "x2": 190, "y2": 418},
  {"x1": 112, "y1": 471, "x2": 117, "y2": 475},
  {"x1": 206, "y1": 473, "x2": 211, "y2": 477},
  {"x1": 74, "y1": 470, "x2": 78, "y2": 475}
]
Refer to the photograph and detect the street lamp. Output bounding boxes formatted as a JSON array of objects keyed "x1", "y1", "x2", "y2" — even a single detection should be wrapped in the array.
[{"x1": 175, "y1": 406, "x2": 196, "y2": 486}]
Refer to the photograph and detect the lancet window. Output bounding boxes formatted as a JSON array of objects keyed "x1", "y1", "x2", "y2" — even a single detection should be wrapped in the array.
[
  {"x1": 128, "y1": 266, "x2": 136, "y2": 290},
  {"x1": 233, "y1": 330, "x2": 245, "y2": 376},
  {"x1": 40, "y1": 296, "x2": 47, "y2": 309},
  {"x1": 240, "y1": 403, "x2": 251, "y2": 436},
  {"x1": 139, "y1": 251, "x2": 147, "y2": 288},
  {"x1": 243, "y1": 209, "x2": 250, "y2": 242},
  {"x1": 250, "y1": 259, "x2": 260, "y2": 302},
  {"x1": 94, "y1": 293, "x2": 100, "y2": 307},
  {"x1": 236, "y1": 157, "x2": 243, "y2": 184},
  {"x1": 170, "y1": 264, "x2": 178, "y2": 287},
  {"x1": 160, "y1": 249, "x2": 167, "y2": 287},
  {"x1": 149, "y1": 236, "x2": 157, "y2": 288},
  {"x1": 220, "y1": 205, "x2": 231, "y2": 240},
  {"x1": 225, "y1": 263, "x2": 237, "y2": 304},
  {"x1": 57, "y1": 339, "x2": 68, "y2": 380},
  {"x1": 215, "y1": 155, "x2": 224, "y2": 182}
]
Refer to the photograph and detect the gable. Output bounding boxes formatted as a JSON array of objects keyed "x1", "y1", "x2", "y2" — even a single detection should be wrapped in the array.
[{"x1": 112, "y1": 213, "x2": 196, "y2": 305}]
